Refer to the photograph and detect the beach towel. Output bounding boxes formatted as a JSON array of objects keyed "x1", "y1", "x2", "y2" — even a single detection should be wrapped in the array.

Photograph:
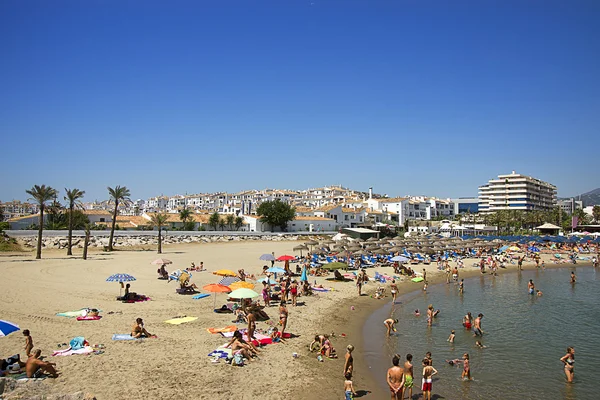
[
  {"x1": 123, "y1": 296, "x2": 151, "y2": 303},
  {"x1": 112, "y1": 334, "x2": 137, "y2": 341},
  {"x1": 192, "y1": 293, "x2": 210, "y2": 300},
  {"x1": 164, "y1": 316, "x2": 198, "y2": 325},
  {"x1": 311, "y1": 287, "x2": 329, "y2": 292},
  {"x1": 69, "y1": 337, "x2": 86, "y2": 350},
  {"x1": 52, "y1": 346, "x2": 94, "y2": 357},
  {"x1": 411, "y1": 277, "x2": 424, "y2": 283},
  {"x1": 56, "y1": 308, "x2": 101, "y2": 318},
  {"x1": 207, "y1": 325, "x2": 238, "y2": 334},
  {"x1": 208, "y1": 347, "x2": 232, "y2": 359},
  {"x1": 76, "y1": 316, "x2": 102, "y2": 321}
]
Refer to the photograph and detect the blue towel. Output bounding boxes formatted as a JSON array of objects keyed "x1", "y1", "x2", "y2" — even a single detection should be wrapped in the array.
[
  {"x1": 112, "y1": 334, "x2": 136, "y2": 341},
  {"x1": 69, "y1": 336, "x2": 86, "y2": 350},
  {"x1": 192, "y1": 293, "x2": 210, "y2": 300}
]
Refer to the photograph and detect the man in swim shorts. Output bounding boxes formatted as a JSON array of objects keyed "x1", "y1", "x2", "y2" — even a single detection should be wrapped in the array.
[
  {"x1": 472, "y1": 313, "x2": 484, "y2": 337},
  {"x1": 403, "y1": 353, "x2": 414, "y2": 400},
  {"x1": 528, "y1": 279, "x2": 535, "y2": 295}
]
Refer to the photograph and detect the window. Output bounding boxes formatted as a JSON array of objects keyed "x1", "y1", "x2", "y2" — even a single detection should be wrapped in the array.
[{"x1": 100, "y1": 218, "x2": 105, "y2": 222}]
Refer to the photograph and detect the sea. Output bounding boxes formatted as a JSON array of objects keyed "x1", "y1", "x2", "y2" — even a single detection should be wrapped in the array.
[{"x1": 362, "y1": 266, "x2": 600, "y2": 399}]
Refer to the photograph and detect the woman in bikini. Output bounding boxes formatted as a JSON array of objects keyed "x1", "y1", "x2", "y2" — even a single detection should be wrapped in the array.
[
  {"x1": 461, "y1": 353, "x2": 471, "y2": 380},
  {"x1": 289, "y1": 280, "x2": 299, "y2": 306},
  {"x1": 279, "y1": 301, "x2": 289, "y2": 337},
  {"x1": 560, "y1": 347, "x2": 575, "y2": 382}
]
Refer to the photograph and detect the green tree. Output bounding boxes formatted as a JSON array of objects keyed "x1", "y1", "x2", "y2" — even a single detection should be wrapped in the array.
[
  {"x1": 226, "y1": 214, "x2": 235, "y2": 230},
  {"x1": 218, "y1": 217, "x2": 226, "y2": 230},
  {"x1": 593, "y1": 205, "x2": 600, "y2": 223},
  {"x1": 107, "y1": 186, "x2": 131, "y2": 251},
  {"x1": 44, "y1": 200, "x2": 67, "y2": 230},
  {"x1": 64, "y1": 188, "x2": 85, "y2": 256},
  {"x1": 573, "y1": 208, "x2": 591, "y2": 225},
  {"x1": 26, "y1": 184, "x2": 58, "y2": 259},
  {"x1": 234, "y1": 216, "x2": 243, "y2": 231},
  {"x1": 179, "y1": 208, "x2": 192, "y2": 225},
  {"x1": 208, "y1": 212, "x2": 220, "y2": 231},
  {"x1": 256, "y1": 200, "x2": 296, "y2": 231},
  {"x1": 150, "y1": 213, "x2": 169, "y2": 254}
]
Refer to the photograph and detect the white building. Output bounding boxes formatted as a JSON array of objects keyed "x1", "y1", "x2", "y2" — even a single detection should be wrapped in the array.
[
  {"x1": 557, "y1": 199, "x2": 583, "y2": 215},
  {"x1": 478, "y1": 171, "x2": 557, "y2": 213}
]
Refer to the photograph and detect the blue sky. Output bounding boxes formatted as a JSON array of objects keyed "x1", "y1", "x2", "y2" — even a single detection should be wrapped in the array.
[{"x1": 1, "y1": 0, "x2": 599, "y2": 202}]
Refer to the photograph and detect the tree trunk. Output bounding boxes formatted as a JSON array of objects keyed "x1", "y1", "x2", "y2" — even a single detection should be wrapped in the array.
[
  {"x1": 67, "y1": 205, "x2": 73, "y2": 256},
  {"x1": 83, "y1": 231, "x2": 90, "y2": 260},
  {"x1": 36, "y1": 205, "x2": 44, "y2": 259},
  {"x1": 108, "y1": 200, "x2": 119, "y2": 251},
  {"x1": 157, "y1": 228, "x2": 162, "y2": 254}
]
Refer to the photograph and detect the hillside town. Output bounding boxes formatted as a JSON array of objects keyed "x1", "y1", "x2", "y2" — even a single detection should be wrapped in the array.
[{"x1": 2, "y1": 172, "x2": 599, "y2": 235}]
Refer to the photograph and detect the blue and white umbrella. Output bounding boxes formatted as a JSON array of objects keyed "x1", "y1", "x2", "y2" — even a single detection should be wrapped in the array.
[
  {"x1": 391, "y1": 255, "x2": 410, "y2": 262},
  {"x1": 267, "y1": 267, "x2": 286, "y2": 274},
  {"x1": 106, "y1": 274, "x2": 136, "y2": 282},
  {"x1": 0, "y1": 320, "x2": 20, "y2": 337},
  {"x1": 259, "y1": 253, "x2": 276, "y2": 261},
  {"x1": 258, "y1": 277, "x2": 278, "y2": 285},
  {"x1": 218, "y1": 276, "x2": 240, "y2": 286}
]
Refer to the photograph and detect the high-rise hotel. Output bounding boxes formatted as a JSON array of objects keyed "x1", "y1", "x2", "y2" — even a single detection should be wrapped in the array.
[{"x1": 478, "y1": 171, "x2": 557, "y2": 213}]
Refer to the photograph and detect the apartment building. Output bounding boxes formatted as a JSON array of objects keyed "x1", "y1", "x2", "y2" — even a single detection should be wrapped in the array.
[
  {"x1": 0, "y1": 200, "x2": 38, "y2": 220},
  {"x1": 478, "y1": 171, "x2": 557, "y2": 212}
]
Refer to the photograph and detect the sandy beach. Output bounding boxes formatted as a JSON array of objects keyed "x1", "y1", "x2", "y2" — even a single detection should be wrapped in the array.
[{"x1": 0, "y1": 240, "x2": 581, "y2": 400}]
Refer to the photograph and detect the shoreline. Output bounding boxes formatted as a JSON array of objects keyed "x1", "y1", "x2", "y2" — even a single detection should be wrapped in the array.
[{"x1": 359, "y1": 259, "x2": 594, "y2": 396}]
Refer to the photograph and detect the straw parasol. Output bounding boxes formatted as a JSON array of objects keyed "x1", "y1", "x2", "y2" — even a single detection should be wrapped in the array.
[{"x1": 293, "y1": 244, "x2": 309, "y2": 257}]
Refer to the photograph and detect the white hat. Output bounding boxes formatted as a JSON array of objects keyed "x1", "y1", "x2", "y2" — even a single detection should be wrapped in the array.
[{"x1": 8, "y1": 363, "x2": 21, "y2": 374}]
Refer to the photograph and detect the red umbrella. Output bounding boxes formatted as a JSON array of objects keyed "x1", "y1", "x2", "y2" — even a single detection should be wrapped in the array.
[{"x1": 276, "y1": 255, "x2": 295, "y2": 261}]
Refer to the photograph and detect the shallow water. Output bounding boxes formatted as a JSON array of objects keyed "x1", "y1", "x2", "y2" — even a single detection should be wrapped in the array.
[{"x1": 363, "y1": 266, "x2": 600, "y2": 399}]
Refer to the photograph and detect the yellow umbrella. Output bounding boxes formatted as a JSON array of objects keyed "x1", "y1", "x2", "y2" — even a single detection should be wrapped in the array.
[
  {"x1": 213, "y1": 269, "x2": 237, "y2": 277},
  {"x1": 508, "y1": 246, "x2": 521, "y2": 252},
  {"x1": 229, "y1": 281, "x2": 255, "y2": 290}
]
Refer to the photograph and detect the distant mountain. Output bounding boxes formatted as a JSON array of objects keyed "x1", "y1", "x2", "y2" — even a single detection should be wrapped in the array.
[{"x1": 573, "y1": 188, "x2": 600, "y2": 207}]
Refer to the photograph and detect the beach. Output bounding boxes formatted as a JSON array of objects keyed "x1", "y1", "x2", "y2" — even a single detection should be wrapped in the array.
[{"x1": 0, "y1": 240, "x2": 394, "y2": 400}]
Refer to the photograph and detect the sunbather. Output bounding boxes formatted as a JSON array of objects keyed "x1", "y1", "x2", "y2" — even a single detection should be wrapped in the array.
[
  {"x1": 131, "y1": 318, "x2": 155, "y2": 338},
  {"x1": 26, "y1": 349, "x2": 58, "y2": 378}
]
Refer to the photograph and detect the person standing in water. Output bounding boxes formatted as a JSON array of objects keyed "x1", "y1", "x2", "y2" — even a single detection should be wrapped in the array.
[
  {"x1": 459, "y1": 279, "x2": 464, "y2": 294},
  {"x1": 473, "y1": 314, "x2": 484, "y2": 337},
  {"x1": 421, "y1": 358, "x2": 438, "y2": 400},
  {"x1": 390, "y1": 280, "x2": 398, "y2": 303},
  {"x1": 570, "y1": 271, "x2": 577, "y2": 283},
  {"x1": 384, "y1": 318, "x2": 398, "y2": 337},
  {"x1": 560, "y1": 347, "x2": 575, "y2": 383},
  {"x1": 528, "y1": 279, "x2": 535, "y2": 295},
  {"x1": 463, "y1": 312, "x2": 472, "y2": 330},
  {"x1": 461, "y1": 353, "x2": 471, "y2": 380},
  {"x1": 404, "y1": 354, "x2": 414, "y2": 400}
]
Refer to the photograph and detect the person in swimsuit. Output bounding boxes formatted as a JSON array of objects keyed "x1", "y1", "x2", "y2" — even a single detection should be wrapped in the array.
[
  {"x1": 384, "y1": 318, "x2": 398, "y2": 336},
  {"x1": 528, "y1": 279, "x2": 535, "y2": 295},
  {"x1": 390, "y1": 280, "x2": 398, "y2": 303},
  {"x1": 452, "y1": 266, "x2": 458, "y2": 282},
  {"x1": 279, "y1": 301, "x2": 288, "y2": 337},
  {"x1": 461, "y1": 353, "x2": 471, "y2": 380},
  {"x1": 473, "y1": 313, "x2": 484, "y2": 337},
  {"x1": 421, "y1": 358, "x2": 438, "y2": 400},
  {"x1": 344, "y1": 345, "x2": 354, "y2": 377},
  {"x1": 290, "y1": 280, "x2": 298, "y2": 306},
  {"x1": 404, "y1": 354, "x2": 414, "y2": 400},
  {"x1": 344, "y1": 372, "x2": 357, "y2": 400},
  {"x1": 560, "y1": 347, "x2": 575, "y2": 382},
  {"x1": 459, "y1": 279, "x2": 464, "y2": 294},
  {"x1": 447, "y1": 330, "x2": 455, "y2": 343},
  {"x1": 247, "y1": 312, "x2": 256, "y2": 340},
  {"x1": 427, "y1": 305, "x2": 434, "y2": 327},
  {"x1": 570, "y1": 272, "x2": 577, "y2": 283},
  {"x1": 23, "y1": 330, "x2": 33, "y2": 357},
  {"x1": 386, "y1": 354, "x2": 405, "y2": 400},
  {"x1": 26, "y1": 350, "x2": 58, "y2": 378},
  {"x1": 131, "y1": 318, "x2": 154, "y2": 338},
  {"x1": 262, "y1": 281, "x2": 271, "y2": 307},
  {"x1": 463, "y1": 312, "x2": 472, "y2": 330},
  {"x1": 321, "y1": 334, "x2": 337, "y2": 358}
]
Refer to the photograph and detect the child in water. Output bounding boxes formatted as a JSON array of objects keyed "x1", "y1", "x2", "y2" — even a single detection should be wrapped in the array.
[
  {"x1": 461, "y1": 353, "x2": 471, "y2": 380},
  {"x1": 447, "y1": 330, "x2": 455, "y2": 343},
  {"x1": 475, "y1": 341, "x2": 487, "y2": 349},
  {"x1": 414, "y1": 309, "x2": 421, "y2": 317}
]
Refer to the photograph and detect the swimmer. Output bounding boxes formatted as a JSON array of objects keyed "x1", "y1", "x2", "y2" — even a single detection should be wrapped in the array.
[
  {"x1": 446, "y1": 358, "x2": 463, "y2": 366},
  {"x1": 461, "y1": 353, "x2": 471, "y2": 380},
  {"x1": 447, "y1": 330, "x2": 455, "y2": 343},
  {"x1": 414, "y1": 309, "x2": 421, "y2": 317},
  {"x1": 384, "y1": 318, "x2": 399, "y2": 337},
  {"x1": 475, "y1": 341, "x2": 487, "y2": 348},
  {"x1": 423, "y1": 281, "x2": 428, "y2": 292},
  {"x1": 528, "y1": 279, "x2": 535, "y2": 295},
  {"x1": 570, "y1": 272, "x2": 576, "y2": 283},
  {"x1": 536, "y1": 289, "x2": 543, "y2": 296},
  {"x1": 560, "y1": 346, "x2": 575, "y2": 383}
]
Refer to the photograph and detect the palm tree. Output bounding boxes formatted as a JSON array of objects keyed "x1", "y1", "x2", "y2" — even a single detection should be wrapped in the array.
[
  {"x1": 218, "y1": 217, "x2": 226, "y2": 231},
  {"x1": 107, "y1": 186, "x2": 131, "y2": 251},
  {"x1": 209, "y1": 212, "x2": 220, "y2": 231},
  {"x1": 234, "y1": 216, "x2": 243, "y2": 231},
  {"x1": 150, "y1": 213, "x2": 169, "y2": 254},
  {"x1": 64, "y1": 188, "x2": 85, "y2": 256},
  {"x1": 179, "y1": 208, "x2": 192, "y2": 230},
  {"x1": 26, "y1": 184, "x2": 58, "y2": 259},
  {"x1": 82, "y1": 222, "x2": 91, "y2": 260},
  {"x1": 226, "y1": 214, "x2": 235, "y2": 230}
]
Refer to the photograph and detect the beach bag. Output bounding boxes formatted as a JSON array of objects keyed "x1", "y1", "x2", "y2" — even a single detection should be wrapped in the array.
[{"x1": 232, "y1": 353, "x2": 245, "y2": 366}]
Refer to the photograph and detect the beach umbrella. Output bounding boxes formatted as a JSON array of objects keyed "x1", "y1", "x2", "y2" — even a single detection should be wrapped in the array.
[
  {"x1": 229, "y1": 281, "x2": 255, "y2": 290},
  {"x1": 366, "y1": 237, "x2": 379, "y2": 242},
  {"x1": 0, "y1": 320, "x2": 20, "y2": 337},
  {"x1": 203, "y1": 284, "x2": 232, "y2": 308},
  {"x1": 293, "y1": 245, "x2": 309, "y2": 257},
  {"x1": 106, "y1": 273, "x2": 136, "y2": 296},
  {"x1": 372, "y1": 249, "x2": 388, "y2": 255},
  {"x1": 213, "y1": 269, "x2": 237, "y2": 277},
  {"x1": 267, "y1": 267, "x2": 286, "y2": 274},
  {"x1": 259, "y1": 253, "x2": 276, "y2": 261},
  {"x1": 353, "y1": 250, "x2": 368, "y2": 256},
  {"x1": 276, "y1": 255, "x2": 295, "y2": 261},
  {"x1": 151, "y1": 258, "x2": 172, "y2": 265},
  {"x1": 218, "y1": 276, "x2": 240, "y2": 286},
  {"x1": 322, "y1": 262, "x2": 347, "y2": 270},
  {"x1": 305, "y1": 240, "x2": 319, "y2": 245},
  {"x1": 229, "y1": 288, "x2": 260, "y2": 299},
  {"x1": 508, "y1": 246, "x2": 521, "y2": 252},
  {"x1": 258, "y1": 277, "x2": 278, "y2": 285},
  {"x1": 391, "y1": 255, "x2": 409, "y2": 262}
]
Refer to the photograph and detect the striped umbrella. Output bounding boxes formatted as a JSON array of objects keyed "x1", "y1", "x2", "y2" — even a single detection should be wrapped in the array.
[
  {"x1": 218, "y1": 276, "x2": 240, "y2": 286},
  {"x1": 0, "y1": 320, "x2": 20, "y2": 337},
  {"x1": 106, "y1": 273, "x2": 136, "y2": 282}
]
